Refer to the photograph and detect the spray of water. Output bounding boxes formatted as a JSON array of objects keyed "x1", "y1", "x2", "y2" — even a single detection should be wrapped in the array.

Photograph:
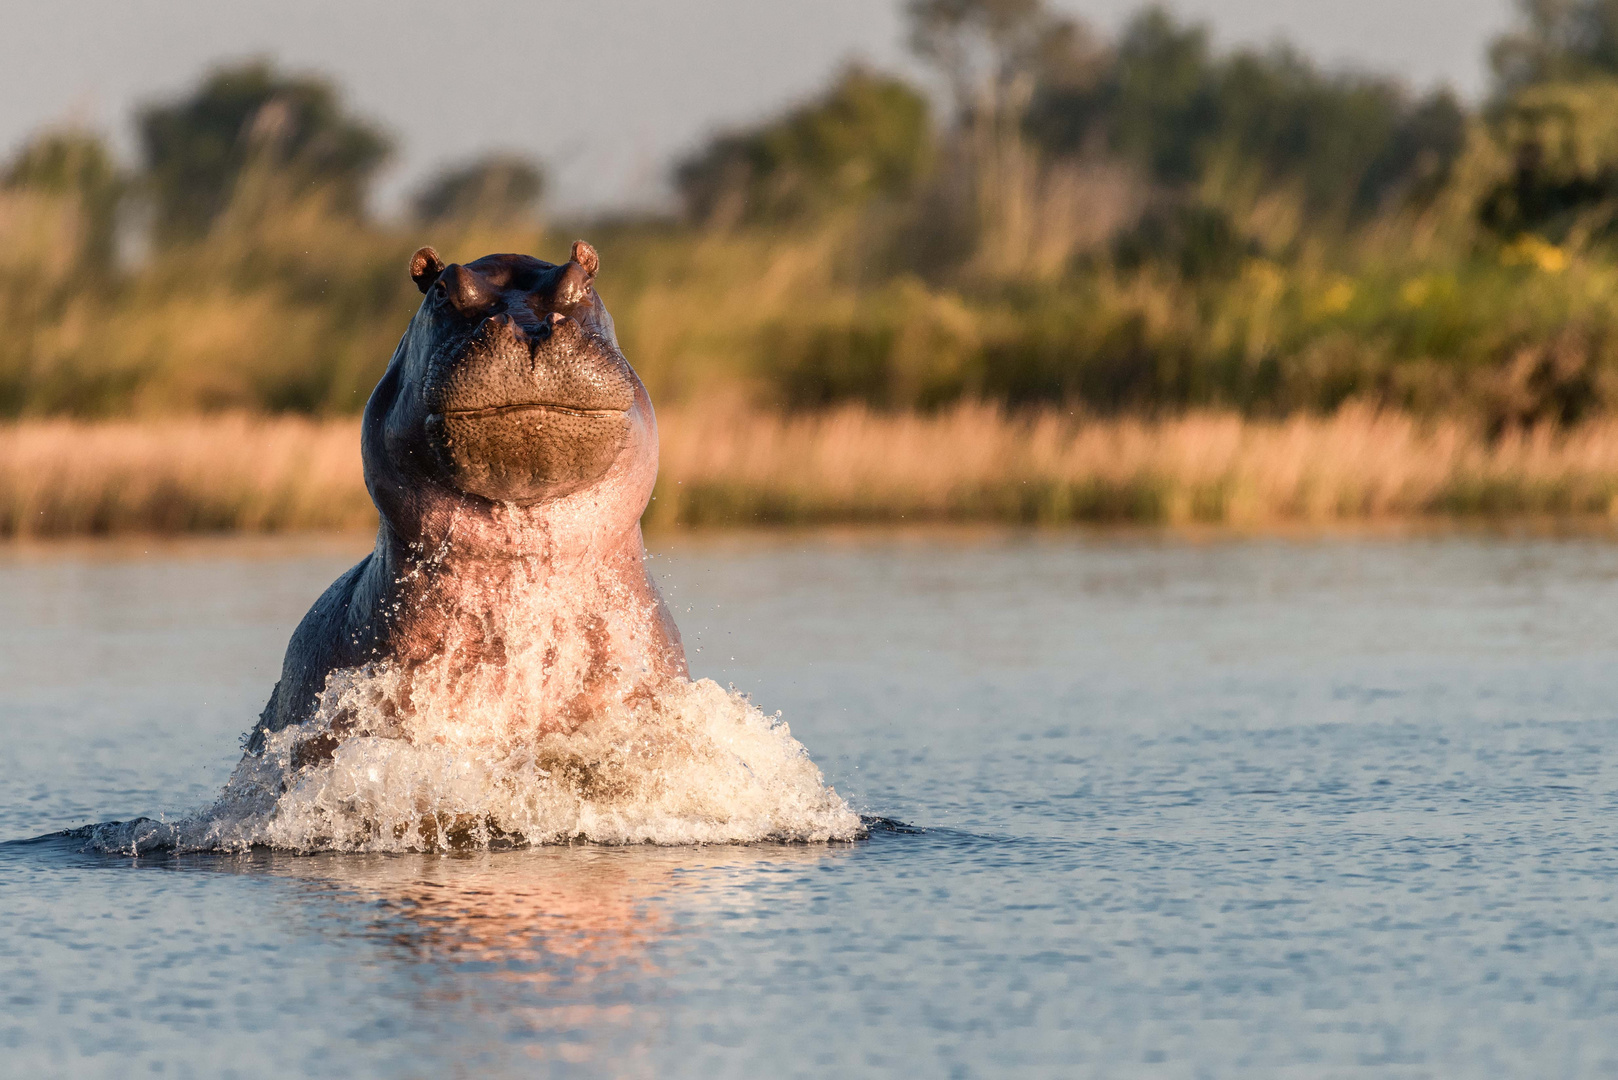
[{"x1": 86, "y1": 663, "x2": 861, "y2": 855}]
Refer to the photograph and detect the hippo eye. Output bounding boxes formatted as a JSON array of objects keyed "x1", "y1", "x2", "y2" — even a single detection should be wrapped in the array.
[{"x1": 433, "y1": 278, "x2": 448, "y2": 296}]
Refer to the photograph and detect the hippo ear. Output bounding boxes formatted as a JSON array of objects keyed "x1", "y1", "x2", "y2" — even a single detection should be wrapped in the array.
[
  {"x1": 570, "y1": 240, "x2": 599, "y2": 279},
  {"x1": 549, "y1": 240, "x2": 600, "y2": 306},
  {"x1": 410, "y1": 246, "x2": 446, "y2": 294}
]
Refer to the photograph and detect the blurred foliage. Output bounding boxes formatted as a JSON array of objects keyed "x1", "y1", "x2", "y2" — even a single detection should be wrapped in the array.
[
  {"x1": 1025, "y1": 10, "x2": 1467, "y2": 221},
  {"x1": 1480, "y1": 78, "x2": 1618, "y2": 239},
  {"x1": 1491, "y1": 0, "x2": 1618, "y2": 93},
  {"x1": 138, "y1": 60, "x2": 391, "y2": 244},
  {"x1": 675, "y1": 66, "x2": 933, "y2": 226},
  {"x1": 413, "y1": 154, "x2": 546, "y2": 225},
  {"x1": 2, "y1": 130, "x2": 123, "y2": 268},
  {"x1": 10, "y1": 1, "x2": 1618, "y2": 435}
]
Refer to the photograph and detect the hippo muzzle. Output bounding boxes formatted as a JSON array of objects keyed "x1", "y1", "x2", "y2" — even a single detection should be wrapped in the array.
[{"x1": 413, "y1": 244, "x2": 640, "y2": 504}]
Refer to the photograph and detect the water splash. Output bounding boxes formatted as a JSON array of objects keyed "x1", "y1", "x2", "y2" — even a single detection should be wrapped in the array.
[{"x1": 86, "y1": 669, "x2": 862, "y2": 855}]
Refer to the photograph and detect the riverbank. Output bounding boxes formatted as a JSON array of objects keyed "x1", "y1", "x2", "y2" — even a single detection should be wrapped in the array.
[{"x1": 8, "y1": 407, "x2": 1618, "y2": 537}]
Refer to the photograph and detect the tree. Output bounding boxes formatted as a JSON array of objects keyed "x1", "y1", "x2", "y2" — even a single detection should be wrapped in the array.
[
  {"x1": 2, "y1": 130, "x2": 123, "y2": 266},
  {"x1": 1480, "y1": 80, "x2": 1618, "y2": 238},
  {"x1": 1104, "y1": 9, "x2": 1219, "y2": 184},
  {"x1": 908, "y1": 0, "x2": 1103, "y2": 133},
  {"x1": 1492, "y1": 0, "x2": 1618, "y2": 94},
  {"x1": 1211, "y1": 47, "x2": 1465, "y2": 217},
  {"x1": 676, "y1": 66, "x2": 932, "y2": 226},
  {"x1": 1024, "y1": 7, "x2": 1466, "y2": 223},
  {"x1": 413, "y1": 154, "x2": 546, "y2": 225},
  {"x1": 1480, "y1": 3, "x2": 1618, "y2": 238},
  {"x1": 137, "y1": 60, "x2": 391, "y2": 243}
]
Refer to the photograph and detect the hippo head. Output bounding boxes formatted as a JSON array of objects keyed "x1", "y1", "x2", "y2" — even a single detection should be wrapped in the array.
[{"x1": 363, "y1": 241, "x2": 656, "y2": 544}]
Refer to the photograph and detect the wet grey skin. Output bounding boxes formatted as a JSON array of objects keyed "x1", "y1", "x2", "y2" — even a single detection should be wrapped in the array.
[{"x1": 244, "y1": 241, "x2": 686, "y2": 755}]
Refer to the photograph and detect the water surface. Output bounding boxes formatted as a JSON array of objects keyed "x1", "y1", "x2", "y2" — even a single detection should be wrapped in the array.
[{"x1": 6, "y1": 532, "x2": 1618, "y2": 1077}]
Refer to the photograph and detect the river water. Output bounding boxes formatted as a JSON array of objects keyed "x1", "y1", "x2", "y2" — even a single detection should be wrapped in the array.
[{"x1": 5, "y1": 531, "x2": 1618, "y2": 1078}]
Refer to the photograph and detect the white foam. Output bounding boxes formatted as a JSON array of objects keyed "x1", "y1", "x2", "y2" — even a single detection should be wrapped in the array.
[{"x1": 90, "y1": 669, "x2": 863, "y2": 854}]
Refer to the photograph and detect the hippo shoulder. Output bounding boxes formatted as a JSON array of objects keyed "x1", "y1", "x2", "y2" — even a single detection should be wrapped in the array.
[{"x1": 245, "y1": 554, "x2": 377, "y2": 754}]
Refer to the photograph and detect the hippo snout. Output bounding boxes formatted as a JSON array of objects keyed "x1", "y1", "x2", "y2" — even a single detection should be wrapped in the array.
[
  {"x1": 481, "y1": 310, "x2": 561, "y2": 348},
  {"x1": 441, "y1": 311, "x2": 636, "y2": 416},
  {"x1": 426, "y1": 311, "x2": 637, "y2": 504}
]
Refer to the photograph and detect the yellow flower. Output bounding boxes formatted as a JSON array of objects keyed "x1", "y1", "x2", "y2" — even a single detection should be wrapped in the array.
[
  {"x1": 1400, "y1": 277, "x2": 1432, "y2": 308},
  {"x1": 1501, "y1": 234, "x2": 1569, "y2": 273},
  {"x1": 1320, "y1": 278, "x2": 1355, "y2": 315}
]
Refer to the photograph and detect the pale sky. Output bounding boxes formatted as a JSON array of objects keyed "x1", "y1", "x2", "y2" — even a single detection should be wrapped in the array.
[{"x1": 4, "y1": 0, "x2": 1518, "y2": 215}]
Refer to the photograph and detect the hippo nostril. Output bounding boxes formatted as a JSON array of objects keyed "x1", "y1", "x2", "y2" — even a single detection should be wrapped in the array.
[
  {"x1": 534, "y1": 311, "x2": 566, "y2": 340},
  {"x1": 478, "y1": 312, "x2": 516, "y2": 343}
]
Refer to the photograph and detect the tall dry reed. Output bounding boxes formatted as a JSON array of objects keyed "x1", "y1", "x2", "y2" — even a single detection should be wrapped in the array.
[
  {"x1": 6, "y1": 407, "x2": 1618, "y2": 537},
  {"x1": 0, "y1": 415, "x2": 370, "y2": 536},
  {"x1": 652, "y1": 404, "x2": 1618, "y2": 526}
]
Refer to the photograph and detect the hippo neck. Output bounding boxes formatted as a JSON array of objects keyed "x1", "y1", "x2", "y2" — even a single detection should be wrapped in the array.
[
  {"x1": 361, "y1": 510, "x2": 680, "y2": 740},
  {"x1": 375, "y1": 512, "x2": 648, "y2": 638}
]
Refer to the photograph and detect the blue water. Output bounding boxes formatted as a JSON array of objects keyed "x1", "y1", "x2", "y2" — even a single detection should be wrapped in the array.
[{"x1": 5, "y1": 532, "x2": 1618, "y2": 1077}]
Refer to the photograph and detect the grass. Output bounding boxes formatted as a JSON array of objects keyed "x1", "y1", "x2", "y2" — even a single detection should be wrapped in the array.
[{"x1": 7, "y1": 407, "x2": 1618, "y2": 538}]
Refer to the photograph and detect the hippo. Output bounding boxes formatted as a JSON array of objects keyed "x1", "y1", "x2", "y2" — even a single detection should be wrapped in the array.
[{"x1": 245, "y1": 240, "x2": 688, "y2": 759}]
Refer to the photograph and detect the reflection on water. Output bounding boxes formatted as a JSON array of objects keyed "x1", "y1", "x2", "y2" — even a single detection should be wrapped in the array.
[
  {"x1": 255, "y1": 843, "x2": 855, "y2": 1073},
  {"x1": 257, "y1": 841, "x2": 852, "y2": 980}
]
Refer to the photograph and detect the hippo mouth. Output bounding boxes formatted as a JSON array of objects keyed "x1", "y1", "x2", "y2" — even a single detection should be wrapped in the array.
[
  {"x1": 430, "y1": 398, "x2": 633, "y2": 504},
  {"x1": 442, "y1": 401, "x2": 629, "y2": 421}
]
